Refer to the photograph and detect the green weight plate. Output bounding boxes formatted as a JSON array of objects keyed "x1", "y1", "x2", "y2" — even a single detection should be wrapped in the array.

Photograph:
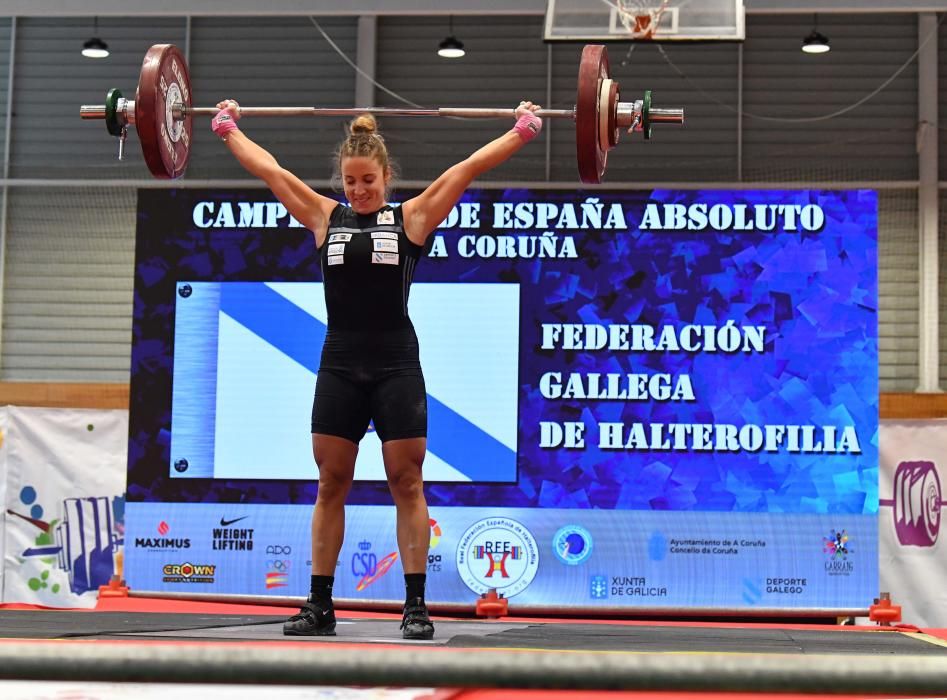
[
  {"x1": 642, "y1": 89, "x2": 653, "y2": 140},
  {"x1": 105, "y1": 88, "x2": 124, "y2": 137}
]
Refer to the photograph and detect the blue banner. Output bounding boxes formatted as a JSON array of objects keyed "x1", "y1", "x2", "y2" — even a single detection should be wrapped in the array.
[
  {"x1": 127, "y1": 188, "x2": 878, "y2": 611},
  {"x1": 125, "y1": 502, "x2": 876, "y2": 610}
]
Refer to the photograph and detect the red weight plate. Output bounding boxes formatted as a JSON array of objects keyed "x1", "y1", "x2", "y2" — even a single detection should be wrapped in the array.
[
  {"x1": 136, "y1": 44, "x2": 192, "y2": 179},
  {"x1": 575, "y1": 45, "x2": 611, "y2": 184}
]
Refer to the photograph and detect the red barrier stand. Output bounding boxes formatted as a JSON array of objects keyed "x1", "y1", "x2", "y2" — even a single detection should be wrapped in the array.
[
  {"x1": 869, "y1": 592, "x2": 902, "y2": 626},
  {"x1": 97, "y1": 575, "x2": 129, "y2": 599},
  {"x1": 476, "y1": 588, "x2": 508, "y2": 619}
]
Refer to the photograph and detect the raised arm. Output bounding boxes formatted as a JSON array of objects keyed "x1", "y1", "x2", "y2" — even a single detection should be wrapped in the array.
[
  {"x1": 212, "y1": 100, "x2": 338, "y2": 246},
  {"x1": 400, "y1": 102, "x2": 543, "y2": 246}
]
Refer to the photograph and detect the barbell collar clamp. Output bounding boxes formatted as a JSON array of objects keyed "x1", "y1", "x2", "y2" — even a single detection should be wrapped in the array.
[
  {"x1": 118, "y1": 126, "x2": 128, "y2": 161},
  {"x1": 81, "y1": 100, "x2": 136, "y2": 125}
]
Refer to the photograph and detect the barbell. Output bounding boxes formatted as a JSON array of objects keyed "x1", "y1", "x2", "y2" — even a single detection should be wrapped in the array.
[{"x1": 79, "y1": 43, "x2": 684, "y2": 184}]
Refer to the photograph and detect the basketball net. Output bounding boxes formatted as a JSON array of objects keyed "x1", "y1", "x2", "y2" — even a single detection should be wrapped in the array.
[{"x1": 613, "y1": 0, "x2": 669, "y2": 40}]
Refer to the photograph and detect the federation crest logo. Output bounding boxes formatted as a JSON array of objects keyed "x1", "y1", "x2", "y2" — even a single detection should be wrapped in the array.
[
  {"x1": 377, "y1": 209, "x2": 395, "y2": 225},
  {"x1": 456, "y1": 517, "x2": 539, "y2": 597}
]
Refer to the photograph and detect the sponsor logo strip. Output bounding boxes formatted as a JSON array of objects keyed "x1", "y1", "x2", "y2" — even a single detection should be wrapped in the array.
[
  {"x1": 373, "y1": 239, "x2": 398, "y2": 253},
  {"x1": 372, "y1": 252, "x2": 399, "y2": 265}
]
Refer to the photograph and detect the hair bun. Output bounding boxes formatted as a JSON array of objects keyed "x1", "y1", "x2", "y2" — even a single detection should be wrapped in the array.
[{"x1": 350, "y1": 114, "x2": 378, "y2": 136}]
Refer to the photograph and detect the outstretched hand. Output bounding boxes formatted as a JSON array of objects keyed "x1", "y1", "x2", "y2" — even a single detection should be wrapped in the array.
[
  {"x1": 515, "y1": 100, "x2": 541, "y2": 119},
  {"x1": 513, "y1": 100, "x2": 543, "y2": 143},
  {"x1": 211, "y1": 99, "x2": 241, "y2": 139}
]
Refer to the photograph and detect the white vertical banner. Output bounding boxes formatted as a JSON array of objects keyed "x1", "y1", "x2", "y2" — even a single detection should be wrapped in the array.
[
  {"x1": 878, "y1": 419, "x2": 947, "y2": 627},
  {"x1": 1, "y1": 407, "x2": 127, "y2": 608}
]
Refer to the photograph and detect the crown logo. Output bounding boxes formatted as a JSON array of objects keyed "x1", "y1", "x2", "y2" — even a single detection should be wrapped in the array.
[{"x1": 358, "y1": 540, "x2": 371, "y2": 551}]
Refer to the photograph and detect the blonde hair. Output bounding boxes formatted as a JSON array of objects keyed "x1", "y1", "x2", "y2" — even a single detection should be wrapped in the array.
[{"x1": 335, "y1": 114, "x2": 392, "y2": 175}]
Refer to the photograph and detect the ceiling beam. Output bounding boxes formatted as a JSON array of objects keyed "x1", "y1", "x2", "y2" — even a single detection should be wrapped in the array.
[
  {"x1": 747, "y1": 0, "x2": 947, "y2": 12},
  {"x1": 4, "y1": 0, "x2": 945, "y2": 16}
]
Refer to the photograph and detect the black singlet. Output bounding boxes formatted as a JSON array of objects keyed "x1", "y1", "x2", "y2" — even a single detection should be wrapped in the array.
[
  {"x1": 310, "y1": 203, "x2": 429, "y2": 442},
  {"x1": 318, "y1": 203, "x2": 426, "y2": 332}
]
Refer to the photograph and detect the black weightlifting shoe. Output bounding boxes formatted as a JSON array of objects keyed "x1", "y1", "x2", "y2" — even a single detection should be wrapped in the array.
[
  {"x1": 400, "y1": 597, "x2": 435, "y2": 640},
  {"x1": 282, "y1": 599, "x2": 337, "y2": 636}
]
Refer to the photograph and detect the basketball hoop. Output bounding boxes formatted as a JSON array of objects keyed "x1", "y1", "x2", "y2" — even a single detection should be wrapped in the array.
[
  {"x1": 546, "y1": 0, "x2": 744, "y2": 42},
  {"x1": 612, "y1": 0, "x2": 670, "y2": 40}
]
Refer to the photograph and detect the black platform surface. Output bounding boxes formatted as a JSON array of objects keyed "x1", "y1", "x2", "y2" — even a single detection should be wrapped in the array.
[
  {"x1": 1, "y1": 610, "x2": 945, "y2": 655},
  {"x1": 446, "y1": 622, "x2": 947, "y2": 654},
  {"x1": 0, "y1": 611, "x2": 285, "y2": 639}
]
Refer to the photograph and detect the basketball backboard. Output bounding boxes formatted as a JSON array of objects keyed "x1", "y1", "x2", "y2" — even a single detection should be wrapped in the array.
[{"x1": 544, "y1": 0, "x2": 745, "y2": 42}]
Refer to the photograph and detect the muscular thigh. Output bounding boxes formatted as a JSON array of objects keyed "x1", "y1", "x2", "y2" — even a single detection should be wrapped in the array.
[
  {"x1": 311, "y1": 370, "x2": 372, "y2": 445},
  {"x1": 370, "y1": 370, "x2": 427, "y2": 443}
]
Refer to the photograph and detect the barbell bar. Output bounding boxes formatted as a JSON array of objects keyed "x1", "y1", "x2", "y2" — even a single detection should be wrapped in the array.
[{"x1": 79, "y1": 43, "x2": 684, "y2": 184}]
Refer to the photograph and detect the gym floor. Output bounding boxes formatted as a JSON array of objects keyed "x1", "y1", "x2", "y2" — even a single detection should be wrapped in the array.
[{"x1": 1, "y1": 595, "x2": 946, "y2": 699}]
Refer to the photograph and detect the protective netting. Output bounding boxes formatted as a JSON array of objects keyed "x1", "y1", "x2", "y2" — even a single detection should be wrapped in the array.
[
  {"x1": 0, "y1": 182, "x2": 925, "y2": 391},
  {"x1": 1, "y1": 186, "x2": 137, "y2": 381},
  {"x1": 610, "y1": 0, "x2": 670, "y2": 40}
]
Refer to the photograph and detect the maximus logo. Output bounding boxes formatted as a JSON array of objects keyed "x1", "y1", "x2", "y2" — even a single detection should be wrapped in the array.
[
  {"x1": 213, "y1": 517, "x2": 254, "y2": 551},
  {"x1": 135, "y1": 521, "x2": 190, "y2": 550}
]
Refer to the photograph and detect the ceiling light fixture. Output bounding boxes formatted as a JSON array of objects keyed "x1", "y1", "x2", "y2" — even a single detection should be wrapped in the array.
[
  {"x1": 438, "y1": 17, "x2": 465, "y2": 59},
  {"x1": 82, "y1": 17, "x2": 110, "y2": 59},
  {"x1": 801, "y1": 14, "x2": 830, "y2": 54}
]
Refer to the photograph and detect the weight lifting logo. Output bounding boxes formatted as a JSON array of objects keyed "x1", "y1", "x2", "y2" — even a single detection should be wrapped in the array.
[
  {"x1": 456, "y1": 517, "x2": 538, "y2": 597},
  {"x1": 880, "y1": 460, "x2": 945, "y2": 547}
]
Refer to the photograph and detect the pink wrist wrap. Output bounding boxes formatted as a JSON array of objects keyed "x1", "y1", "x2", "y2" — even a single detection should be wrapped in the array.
[
  {"x1": 211, "y1": 110, "x2": 240, "y2": 138},
  {"x1": 513, "y1": 112, "x2": 543, "y2": 143}
]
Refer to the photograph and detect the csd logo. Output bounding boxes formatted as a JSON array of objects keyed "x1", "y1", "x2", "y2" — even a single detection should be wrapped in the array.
[
  {"x1": 266, "y1": 545, "x2": 292, "y2": 555},
  {"x1": 352, "y1": 551, "x2": 378, "y2": 577}
]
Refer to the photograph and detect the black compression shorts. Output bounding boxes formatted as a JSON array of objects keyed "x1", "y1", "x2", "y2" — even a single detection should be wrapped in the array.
[{"x1": 310, "y1": 328, "x2": 428, "y2": 443}]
